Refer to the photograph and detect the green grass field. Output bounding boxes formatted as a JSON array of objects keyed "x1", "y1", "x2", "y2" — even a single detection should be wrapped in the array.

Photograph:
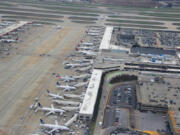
[
  {"x1": 2, "y1": 18, "x2": 56, "y2": 25},
  {"x1": 173, "y1": 23, "x2": 180, "y2": 26},
  {"x1": 108, "y1": 15, "x2": 180, "y2": 22},
  {"x1": 71, "y1": 20, "x2": 96, "y2": 24},
  {"x1": 106, "y1": 19, "x2": 164, "y2": 25},
  {"x1": 105, "y1": 23, "x2": 167, "y2": 29},
  {"x1": 69, "y1": 16, "x2": 98, "y2": 21},
  {"x1": 108, "y1": 6, "x2": 180, "y2": 13},
  {"x1": 0, "y1": 9, "x2": 64, "y2": 18},
  {"x1": 0, "y1": 5, "x2": 99, "y2": 17},
  {"x1": 2, "y1": 15, "x2": 63, "y2": 22},
  {"x1": 140, "y1": 12, "x2": 180, "y2": 18}
]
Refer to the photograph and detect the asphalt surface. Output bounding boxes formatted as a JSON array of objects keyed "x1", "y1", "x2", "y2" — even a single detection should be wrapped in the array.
[
  {"x1": 109, "y1": 84, "x2": 136, "y2": 109},
  {"x1": 0, "y1": 24, "x2": 85, "y2": 135},
  {"x1": 131, "y1": 47, "x2": 176, "y2": 55}
]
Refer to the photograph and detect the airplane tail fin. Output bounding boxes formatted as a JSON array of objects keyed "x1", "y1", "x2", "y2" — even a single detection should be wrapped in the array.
[
  {"x1": 60, "y1": 111, "x2": 63, "y2": 116},
  {"x1": 40, "y1": 119, "x2": 45, "y2": 124},
  {"x1": 56, "y1": 81, "x2": 60, "y2": 86},
  {"x1": 47, "y1": 89, "x2": 50, "y2": 94},
  {"x1": 38, "y1": 102, "x2": 42, "y2": 108}
]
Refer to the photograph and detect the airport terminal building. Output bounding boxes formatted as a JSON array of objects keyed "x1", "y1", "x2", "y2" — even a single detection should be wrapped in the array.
[{"x1": 79, "y1": 69, "x2": 103, "y2": 121}]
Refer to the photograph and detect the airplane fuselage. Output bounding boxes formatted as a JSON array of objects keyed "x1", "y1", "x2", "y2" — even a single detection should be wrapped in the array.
[{"x1": 40, "y1": 124, "x2": 69, "y2": 131}]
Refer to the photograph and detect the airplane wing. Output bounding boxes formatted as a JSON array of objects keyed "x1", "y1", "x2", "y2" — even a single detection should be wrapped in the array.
[
  {"x1": 48, "y1": 128, "x2": 58, "y2": 135},
  {"x1": 45, "y1": 111, "x2": 54, "y2": 116},
  {"x1": 55, "y1": 120, "x2": 58, "y2": 125}
]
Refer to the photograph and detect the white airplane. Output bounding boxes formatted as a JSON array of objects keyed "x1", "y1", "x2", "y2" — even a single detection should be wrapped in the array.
[
  {"x1": 74, "y1": 73, "x2": 91, "y2": 79},
  {"x1": 40, "y1": 119, "x2": 69, "y2": 135},
  {"x1": 73, "y1": 82, "x2": 88, "y2": 88},
  {"x1": 47, "y1": 90, "x2": 64, "y2": 100},
  {"x1": 36, "y1": 103, "x2": 65, "y2": 116},
  {"x1": 88, "y1": 30, "x2": 102, "y2": 33},
  {"x1": 0, "y1": 35, "x2": 12, "y2": 39},
  {"x1": 77, "y1": 46, "x2": 96, "y2": 51},
  {"x1": 64, "y1": 63, "x2": 91, "y2": 68},
  {"x1": 63, "y1": 63, "x2": 78, "y2": 68},
  {"x1": 56, "y1": 81, "x2": 76, "y2": 91},
  {"x1": 17, "y1": 28, "x2": 25, "y2": 32},
  {"x1": 33, "y1": 23, "x2": 42, "y2": 26},
  {"x1": 64, "y1": 113, "x2": 78, "y2": 127},
  {"x1": 88, "y1": 32, "x2": 100, "y2": 36},
  {"x1": 56, "y1": 25, "x2": 61, "y2": 29},
  {"x1": 72, "y1": 59, "x2": 93, "y2": 65},
  {"x1": 0, "y1": 38, "x2": 18, "y2": 43},
  {"x1": 61, "y1": 106, "x2": 80, "y2": 111},
  {"x1": 0, "y1": 23, "x2": 8, "y2": 26},
  {"x1": 56, "y1": 74, "x2": 76, "y2": 82},
  {"x1": 90, "y1": 27, "x2": 104, "y2": 30},
  {"x1": 64, "y1": 94, "x2": 83, "y2": 100},
  {"x1": 56, "y1": 73, "x2": 90, "y2": 82},
  {"x1": 75, "y1": 66, "x2": 92, "y2": 72},
  {"x1": 78, "y1": 50, "x2": 97, "y2": 57},
  {"x1": 71, "y1": 58, "x2": 93, "y2": 63},
  {"x1": 53, "y1": 100, "x2": 80, "y2": 106},
  {"x1": 103, "y1": 57, "x2": 124, "y2": 62},
  {"x1": 8, "y1": 31, "x2": 18, "y2": 35},
  {"x1": 81, "y1": 42, "x2": 93, "y2": 46}
]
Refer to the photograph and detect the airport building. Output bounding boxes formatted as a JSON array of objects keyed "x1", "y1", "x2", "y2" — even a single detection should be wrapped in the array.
[
  {"x1": 0, "y1": 21, "x2": 29, "y2": 37},
  {"x1": 99, "y1": 26, "x2": 113, "y2": 51},
  {"x1": 79, "y1": 69, "x2": 103, "y2": 121}
]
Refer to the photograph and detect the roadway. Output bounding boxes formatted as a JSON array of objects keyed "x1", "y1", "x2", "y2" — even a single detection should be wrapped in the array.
[{"x1": 0, "y1": 24, "x2": 85, "y2": 135}]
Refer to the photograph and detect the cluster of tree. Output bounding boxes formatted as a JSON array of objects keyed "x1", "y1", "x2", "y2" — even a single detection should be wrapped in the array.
[{"x1": 110, "y1": 74, "x2": 137, "y2": 84}]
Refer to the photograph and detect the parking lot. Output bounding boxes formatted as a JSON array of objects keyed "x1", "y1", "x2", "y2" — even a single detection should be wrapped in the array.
[
  {"x1": 111, "y1": 27, "x2": 180, "y2": 49},
  {"x1": 104, "y1": 83, "x2": 137, "y2": 129},
  {"x1": 109, "y1": 84, "x2": 137, "y2": 109},
  {"x1": 135, "y1": 111, "x2": 168, "y2": 132}
]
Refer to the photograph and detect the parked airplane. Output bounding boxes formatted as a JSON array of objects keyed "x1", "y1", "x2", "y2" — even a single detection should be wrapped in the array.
[
  {"x1": 0, "y1": 38, "x2": 18, "y2": 43},
  {"x1": 88, "y1": 32, "x2": 100, "y2": 36},
  {"x1": 90, "y1": 27, "x2": 104, "y2": 30},
  {"x1": 56, "y1": 73, "x2": 90, "y2": 82},
  {"x1": 53, "y1": 100, "x2": 80, "y2": 106},
  {"x1": 75, "y1": 66, "x2": 92, "y2": 72},
  {"x1": 73, "y1": 81, "x2": 88, "y2": 88},
  {"x1": 8, "y1": 32, "x2": 18, "y2": 35},
  {"x1": 78, "y1": 50, "x2": 97, "y2": 57},
  {"x1": 56, "y1": 81, "x2": 76, "y2": 91},
  {"x1": 36, "y1": 103, "x2": 65, "y2": 116},
  {"x1": 65, "y1": 113, "x2": 78, "y2": 127},
  {"x1": 88, "y1": 30, "x2": 102, "y2": 33},
  {"x1": 64, "y1": 94, "x2": 83, "y2": 100},
  {"x1": 75, "y1": 73, "x2": 91, "y2": 79},
  {"x1": 33, "y1": 23, "x2": 42, "y2": 26},
  {"x1": 61, "y1": 106, "x2": 80, "y2": 111},
  {"x1": 40, "y1": 119, "x2": 69, "y2": 135},
  {"x1": 103, "y1": 57, "x2": 124, "y2": 62},
  {"x1": 77, "y1": 46, "x2": 96, "y2": 51},
  {"x1": 47, "y1": 90, "x2": 64, "y2": 100},
  {"x1": 64, "y1": 63, "x2": 91, "y2": 68},
  {"x1": 56, "y1": 25, "x2": 61, "y2": 29},
  {"x1": 17, "y1": 28, "x2": 25, "y2": 32},
  {"x1": 71, "y1": 58, "x2": 93, "y2": 63},
  {"x1": 0, "y1": 35, "x2": 12, "y2": 39},
  {"x1": 81, "y1": 42, "x2": 93, "y2": 46},
  {"x1": 56, "y1": 75, "x2": 75, "y2": 82}
]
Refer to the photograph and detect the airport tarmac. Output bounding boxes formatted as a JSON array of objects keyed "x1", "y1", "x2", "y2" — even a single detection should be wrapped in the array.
[{"x1": 0, "y1": 24, "x2": 85, "y2": 135}]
